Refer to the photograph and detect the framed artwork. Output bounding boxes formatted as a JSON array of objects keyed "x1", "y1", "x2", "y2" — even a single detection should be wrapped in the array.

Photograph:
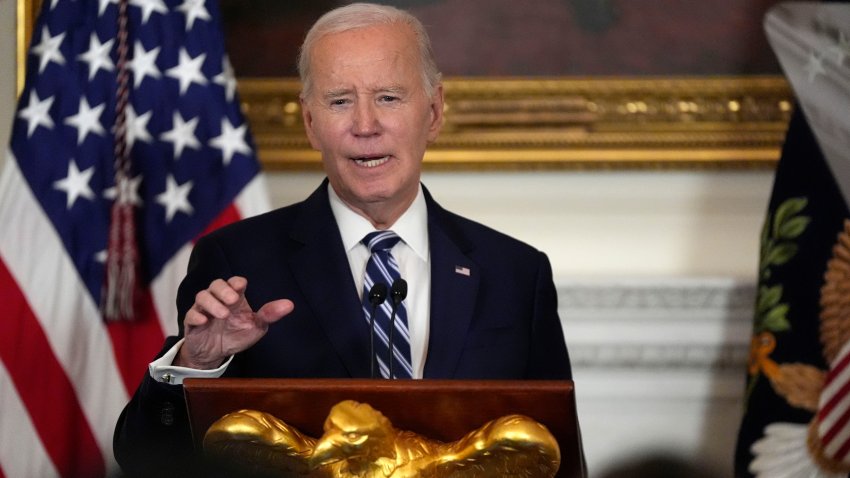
[{"x1": 18, "y1": 0, "x2": 793, "y2": 169}]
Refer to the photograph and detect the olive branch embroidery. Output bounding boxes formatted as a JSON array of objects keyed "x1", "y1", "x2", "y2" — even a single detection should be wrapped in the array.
[
  {"x1": 754, "y1": 197, "x2": 810, "y2": 333},
  {"x1": 745, "y1": 197, "x2": 810, "y2": 403}
]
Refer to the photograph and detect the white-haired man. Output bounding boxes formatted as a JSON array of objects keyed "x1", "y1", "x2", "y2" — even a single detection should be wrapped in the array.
[{"x1": 114, "y1": 4, "x2": 571, "y2": 476}]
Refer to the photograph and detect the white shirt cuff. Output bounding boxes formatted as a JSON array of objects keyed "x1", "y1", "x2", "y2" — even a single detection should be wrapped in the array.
[{"x1": 148, "y1": 338, "x2": 233, "y2": 385}]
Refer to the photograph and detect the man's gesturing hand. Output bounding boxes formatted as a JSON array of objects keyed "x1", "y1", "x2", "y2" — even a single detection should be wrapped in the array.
[{"x1": 175, "y1": 276, "x2": 294, "y2": 370}]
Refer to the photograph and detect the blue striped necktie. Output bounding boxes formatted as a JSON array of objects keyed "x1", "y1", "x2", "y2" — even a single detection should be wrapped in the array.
[{"x1": 361, "y1": 230, "x2": 412, "y2": 379}]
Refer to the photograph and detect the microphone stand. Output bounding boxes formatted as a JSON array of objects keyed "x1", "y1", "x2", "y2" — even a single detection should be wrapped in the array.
[
  {"x1": 388, "y1": 279, "x2": 408, "y2": 379},
  {"x1": 367, "y1": 282, "x2": 387, "y2": 379}
]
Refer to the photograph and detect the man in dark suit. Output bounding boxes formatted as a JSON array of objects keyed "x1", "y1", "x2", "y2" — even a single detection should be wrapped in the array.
[{"x1": 114, "y1": 3, "x2": 570, "y2": 476}]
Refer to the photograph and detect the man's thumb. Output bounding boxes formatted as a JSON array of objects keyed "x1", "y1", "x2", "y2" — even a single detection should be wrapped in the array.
[{"x1": 256, "y1": 299, "x2": 295, "y2": 324}]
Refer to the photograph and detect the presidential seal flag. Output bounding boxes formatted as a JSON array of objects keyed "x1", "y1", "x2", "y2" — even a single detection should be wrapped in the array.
[
  {"x1": 734, "y1": 109, "x2": 849, "y2": 478},
  {"x1": 735, "y1": 3, "x2": 850, "y2": 477},
  {"x1": 0, "y1": 0, "x2": 268, "y2": 476}
]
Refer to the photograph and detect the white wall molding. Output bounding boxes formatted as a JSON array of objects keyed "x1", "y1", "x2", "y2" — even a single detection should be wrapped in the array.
[
  {"x1": 559, "y1": 277, "x2": 753, "y2": 476},
  {"x1": 559, "y1": 278, "x2": 755, "y2": 372},
  {"x1": 569, "y1": 342, "x2": 749, "y2": 371},
  {"x1": 558, "y1": 278, "x2": 756, "y2": 311}
]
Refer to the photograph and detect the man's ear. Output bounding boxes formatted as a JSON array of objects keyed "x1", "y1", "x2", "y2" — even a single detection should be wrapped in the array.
[
  {"x1": 427, "y1": 84, "x2": 445, "y2": 143},
  {"x1": 300, "y1": 96, "x2": 320, "y2": 150}
]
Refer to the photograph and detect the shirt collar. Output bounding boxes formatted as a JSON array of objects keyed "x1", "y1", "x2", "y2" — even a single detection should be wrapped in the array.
[{"x1": 328, "y1": 184, "x2": 429, "y2": 261}]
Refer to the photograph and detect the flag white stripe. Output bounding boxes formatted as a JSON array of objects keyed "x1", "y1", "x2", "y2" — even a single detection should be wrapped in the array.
[
  {"x1": 821, "y1": 342, "x2": 850, "y2": 407},
  {"x1": 0, "y1": 360, "x2": 60, "y2": 478},
  {"x1": 151, "y1": 244, "x2": 191, "y2": 338},
  {"x1": 234, "y1": 174, "x2": 271, "y2": 218},
  {"x1": 0, "y1": 151, "x2": 126, "y2": 472},
  {"x1": 824, "y1": 424, "x2": 850, "y2": 460},
  {"x1": 819, "y1": 340, "x2": 850, "y2": 451},
  {"x1": 820, "y1": 393, "x2": 850, "y2": 443}
]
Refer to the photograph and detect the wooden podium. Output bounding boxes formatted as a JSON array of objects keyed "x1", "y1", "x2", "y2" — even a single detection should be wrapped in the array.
[{"x1": 184, "y1": 378, "x2": 586, "y2": 478}]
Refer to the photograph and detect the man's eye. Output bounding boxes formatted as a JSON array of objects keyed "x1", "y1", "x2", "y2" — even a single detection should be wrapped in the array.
[
  {"x1": 380, "y1": 96, "x2": 398, "y2": 102},
  {"x1": 330, "y1": 99, "x2": 348, "y2": 106}
]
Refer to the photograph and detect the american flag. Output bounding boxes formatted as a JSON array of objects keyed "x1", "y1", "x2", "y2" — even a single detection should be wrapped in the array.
[{"x1": 0, "y1": 0, "x2": 268, "y2": 476}]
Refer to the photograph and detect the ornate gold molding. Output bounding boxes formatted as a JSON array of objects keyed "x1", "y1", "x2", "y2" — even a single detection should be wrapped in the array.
[
  {"x1": 241, "y1": 76, "x2": 792, "y2": 170},
  {"x1": 16, "y1": 0, "x2": 41, "y2": 96}
]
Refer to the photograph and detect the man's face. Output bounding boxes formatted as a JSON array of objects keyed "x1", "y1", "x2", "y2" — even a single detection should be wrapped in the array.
[{"x1": 300, "y1": 22, "x2": 444, "y2": 224}]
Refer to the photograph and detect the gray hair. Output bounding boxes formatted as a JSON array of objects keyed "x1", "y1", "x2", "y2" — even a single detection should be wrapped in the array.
[{"x1": 297, "y1": 3, "x2": 442, "y2": 99}]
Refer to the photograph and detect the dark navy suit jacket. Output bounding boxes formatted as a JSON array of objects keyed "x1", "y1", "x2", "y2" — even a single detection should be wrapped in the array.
[{"x1": 114, "y1": 180, "x2": 571, "y2": 476}]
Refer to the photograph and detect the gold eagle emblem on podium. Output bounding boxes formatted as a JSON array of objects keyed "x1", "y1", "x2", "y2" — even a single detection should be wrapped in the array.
[{"x1": 204, "y1": 400, "x2": 561, "y2": 477}]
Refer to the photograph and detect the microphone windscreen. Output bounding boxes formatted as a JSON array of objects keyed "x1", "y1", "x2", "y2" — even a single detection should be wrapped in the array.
[
  {"x1": 391, "y1": 279, "x2": 407, "y2": 304},
  {"x1": 369, "y1": 282, "x2": 388, "y2": 305}
]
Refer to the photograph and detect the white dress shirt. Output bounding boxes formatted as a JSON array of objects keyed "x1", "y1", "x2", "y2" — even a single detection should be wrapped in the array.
[
  {"x1": 149, "y1": 184, "x2": 431, "y2": 383},
  {"x1": 328, "y1": 184, "x2": 431, "y2": 378}
]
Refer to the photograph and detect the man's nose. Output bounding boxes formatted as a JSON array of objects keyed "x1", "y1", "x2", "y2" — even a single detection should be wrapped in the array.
[{"x1": 351, "y1": 102, "x2": 380, "y2": 136}]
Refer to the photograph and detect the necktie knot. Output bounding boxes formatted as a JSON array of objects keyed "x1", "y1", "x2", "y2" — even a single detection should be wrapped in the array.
[{"x1": 363, "y1": 230, "x2": 401, "y2": 253}]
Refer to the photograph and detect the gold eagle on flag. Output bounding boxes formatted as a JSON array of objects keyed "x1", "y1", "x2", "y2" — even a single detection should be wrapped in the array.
[{"x1": 749, "y1": 219, "x2": 850, "y2": 476}]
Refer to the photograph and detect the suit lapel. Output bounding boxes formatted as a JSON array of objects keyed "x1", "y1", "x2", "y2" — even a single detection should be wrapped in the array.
[
  {"x1": 422, "y1": 191, "x2": 480, "y2": 378},
  {"x1": 288, "y1": 182, "x2": 371, "y2": 378},
  {"x1": 285, "y1": 183, "x2": 481, "y2": 378}
]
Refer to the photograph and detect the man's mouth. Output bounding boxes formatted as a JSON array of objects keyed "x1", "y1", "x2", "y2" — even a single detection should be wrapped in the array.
[{"x1": 351, "y1": 155, "x2": 390, "y2": 168}]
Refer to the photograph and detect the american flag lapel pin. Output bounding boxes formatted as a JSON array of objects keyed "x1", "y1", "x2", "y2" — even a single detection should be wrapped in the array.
[{"x1": 454, "y1": 265, "x2": 471, "y2": 276}]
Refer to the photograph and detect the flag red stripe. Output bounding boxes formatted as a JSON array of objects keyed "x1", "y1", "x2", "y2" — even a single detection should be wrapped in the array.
[
  {"x1": 106, "y1": 288, "x2": 165, "y2": 395},
  {"x1": 830, "y1": 350, "x2": 850, "y2": 379},
  {"x1": 818, "y1": 350, "x2": 850, "y2": 417},
  {"x1": 199, "y1": 204, "x2": 242, "y2": 240},
  {"x1": 820, "y1": 391, "x2": 850, "y2": 446},
  {"x1": 819, "y1": 374, "x2": 850, "y2": 432},
  {"x1": 0, "y1": 259, "x2": 104, "y2": 478},
  {"x1": 833, "y1": 434, "x2": 850, "y2": 463}
]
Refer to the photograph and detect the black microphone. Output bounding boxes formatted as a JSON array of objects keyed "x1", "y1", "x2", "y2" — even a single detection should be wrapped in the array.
[
  {"x1": 388, "y1": 278, "x2": 408, "y2": 379},
  {"x1": 367, "y1": 282, "x2": 387, "y2": 379}
]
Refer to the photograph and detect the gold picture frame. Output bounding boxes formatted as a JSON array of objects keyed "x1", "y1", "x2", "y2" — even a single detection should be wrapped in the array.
[
  {"x1": 17, "y1": 0, "x2": 791, "y2": 170},
  {"x1": 240, "y1": 76, "x2": 790, "y2": 171}
]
